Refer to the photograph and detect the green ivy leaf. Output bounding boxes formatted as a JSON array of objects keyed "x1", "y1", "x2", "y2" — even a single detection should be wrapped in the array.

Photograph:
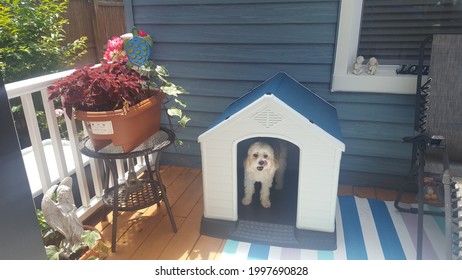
[
  {"x1": 162, "y1": 85, "x2": 180, "y2": 97},
  {"x1": 179, "y1": 115, "x2": 191, "y2": 127},
  {"x1": 81, "y1": 229, "x2": 101, "y2": 249},
  {"x1": 162, "y1": 84, "x2": 187, "y2": 97},
  {"x1": 175, "y1": 98, "x2": 187, "y2": 108},
  {"x1": 155, "y1": 65, "x2": 169, "y2": 77},
  {"x1": 167, "y1": 108, "x2": 182, "y2": 118},
  {"x1": 45, "y1": 245, "x2": 60, "y2": 260}
]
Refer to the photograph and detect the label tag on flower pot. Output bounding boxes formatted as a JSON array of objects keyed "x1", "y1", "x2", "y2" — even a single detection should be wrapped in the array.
[{"x1": 89, "y1": 121, "x2": 114, "y2": 135}]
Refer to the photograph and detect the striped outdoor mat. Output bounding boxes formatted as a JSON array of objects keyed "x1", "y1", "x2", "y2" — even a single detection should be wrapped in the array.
[{"x1": 220, "y1": 196, "x2": 446, "y2": 260}]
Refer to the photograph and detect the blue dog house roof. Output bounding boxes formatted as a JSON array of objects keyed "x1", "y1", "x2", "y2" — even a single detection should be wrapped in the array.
[{"x1": 208, "y1": 72, "x2": 343, "y2": 142}]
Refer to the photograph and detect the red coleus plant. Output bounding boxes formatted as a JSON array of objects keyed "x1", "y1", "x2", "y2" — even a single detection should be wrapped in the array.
[
  {"x1": 48, "y1": 27, "x2": 190, "y2": 131},
  {"x1": 48, "y1": 60, "x2": 156, "y2": 119}
]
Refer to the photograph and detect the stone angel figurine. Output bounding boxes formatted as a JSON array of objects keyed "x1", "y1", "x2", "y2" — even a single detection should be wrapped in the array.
[
  {"x1": 352, "y1": 56, "x2": 364, "y2": 75},
  {"x1": 367, "y1": 57, "x2": 379, "y2": 75},
  {"x1": 41, "y1": 177, "x2": 84, "y2": 256}
]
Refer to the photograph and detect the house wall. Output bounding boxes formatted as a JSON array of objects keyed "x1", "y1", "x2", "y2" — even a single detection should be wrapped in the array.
[{"x1": 124, "y1": 0, "x2": 415, "y2": 189}]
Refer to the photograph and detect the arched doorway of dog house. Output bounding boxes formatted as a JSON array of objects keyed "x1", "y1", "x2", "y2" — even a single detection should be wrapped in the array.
[{"x1": 236, "y1": 137, "x2": 300, "y2": 226}]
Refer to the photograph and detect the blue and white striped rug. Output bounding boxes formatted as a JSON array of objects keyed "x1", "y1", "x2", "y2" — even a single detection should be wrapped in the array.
[{"x1": 220, "y1": 196, "x2": 446, "y2": 260}]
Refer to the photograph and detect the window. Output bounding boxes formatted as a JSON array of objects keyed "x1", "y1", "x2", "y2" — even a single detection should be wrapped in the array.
[{"x1": 332, "y1": 0, "x2": 462, "y2": 94}]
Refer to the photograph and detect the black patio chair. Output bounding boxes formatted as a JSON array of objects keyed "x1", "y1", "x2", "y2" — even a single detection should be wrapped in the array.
[{"x1": 394, "y1": 34, "x2": 462, "y2": 260}]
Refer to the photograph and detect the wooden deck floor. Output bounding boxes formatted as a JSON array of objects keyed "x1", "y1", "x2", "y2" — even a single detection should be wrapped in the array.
[{"x1": 83, "y1": 166, "x2": 417, "y2": 260}]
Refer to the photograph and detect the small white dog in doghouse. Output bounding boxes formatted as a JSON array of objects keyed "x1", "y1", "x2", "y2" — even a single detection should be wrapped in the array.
[{"x1": 241, "y1": 141, "x2": 287, "y2": 208}]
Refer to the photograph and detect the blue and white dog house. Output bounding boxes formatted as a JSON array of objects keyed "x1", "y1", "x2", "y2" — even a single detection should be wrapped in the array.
[{"x1": 198, "y1": 72, "x2": 345, "y2": 249}]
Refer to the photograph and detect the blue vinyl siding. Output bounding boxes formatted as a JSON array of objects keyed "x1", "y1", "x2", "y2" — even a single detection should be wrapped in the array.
[{"x1": 124, "y1": 0, "x2": 415, "y2": 188}]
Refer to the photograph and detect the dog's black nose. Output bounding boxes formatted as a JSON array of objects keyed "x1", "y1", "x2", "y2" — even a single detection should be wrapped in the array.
[{"x1": 258, "y1": 160, "x2": 265, "y2": 165}]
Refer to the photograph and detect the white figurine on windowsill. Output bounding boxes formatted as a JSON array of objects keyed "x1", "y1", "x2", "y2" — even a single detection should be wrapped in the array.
[
  {"x1": 367, "y1": 57, "x2": 379, "y2": 75},
  {"x1": 352, "y1": 56, "x2": 364, "y2": 75}
]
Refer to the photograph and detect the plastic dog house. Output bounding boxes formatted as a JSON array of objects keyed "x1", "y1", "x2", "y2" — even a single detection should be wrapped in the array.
[{"x1": 198, "y1": 72, "x2": 345, "y2": 249}]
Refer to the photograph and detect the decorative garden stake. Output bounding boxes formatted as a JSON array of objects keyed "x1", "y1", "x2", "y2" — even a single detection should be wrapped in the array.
[{"x1": 124, "y1": 27, "x2": 152, "y2": 67}]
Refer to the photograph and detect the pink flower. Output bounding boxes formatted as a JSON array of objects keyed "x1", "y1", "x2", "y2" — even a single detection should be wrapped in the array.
[
  {"x1": 55, "y1": 109, "x2": 65, "y2": 117},
  {"x1": 103, "y1": 36, "x2": 127, "y2": 62},
  {"x1": 138, "y1": 29, "x2": 148, "y2": 37}
]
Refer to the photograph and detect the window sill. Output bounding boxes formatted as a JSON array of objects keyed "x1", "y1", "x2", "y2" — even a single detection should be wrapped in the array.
[
  {"x1": 332, "y1": 67, "x2": 421, "y2": 95},
  {"x1": 332, "y1": 0, "x2": 422, "y2": 95}
]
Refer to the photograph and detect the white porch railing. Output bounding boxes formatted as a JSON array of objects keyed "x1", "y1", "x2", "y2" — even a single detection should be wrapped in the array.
[{"x1": 5, "y1": 70, "x2": 150, "y2": 221}]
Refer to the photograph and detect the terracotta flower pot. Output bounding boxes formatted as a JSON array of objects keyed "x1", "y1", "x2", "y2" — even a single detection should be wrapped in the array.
[{"x1": 75, "y1": 90, "x2": 164, "y2": 152}]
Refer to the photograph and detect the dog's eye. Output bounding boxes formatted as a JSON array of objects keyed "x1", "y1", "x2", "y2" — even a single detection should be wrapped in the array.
[
  {"x1": 253, "y1": 153, "x2": 258, "y2": 158},
  {"x1": 263, "y1": 154, "x2": 268, "y2": 159}
]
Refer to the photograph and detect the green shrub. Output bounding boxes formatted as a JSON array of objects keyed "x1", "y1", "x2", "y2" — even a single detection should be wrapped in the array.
[{"x1": 0, "y1": 0, "x2": 87, "y2": 83}]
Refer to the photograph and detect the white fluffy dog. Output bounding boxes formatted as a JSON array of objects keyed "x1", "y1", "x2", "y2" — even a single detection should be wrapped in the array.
[{"x1": 241, "y1": 141, "x2": 287, "y2": 208}]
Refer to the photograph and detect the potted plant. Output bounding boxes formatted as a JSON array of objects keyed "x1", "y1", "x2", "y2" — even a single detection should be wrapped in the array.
[{"x1": 48, "y1": 27, "x2": 190, "y2": 151}]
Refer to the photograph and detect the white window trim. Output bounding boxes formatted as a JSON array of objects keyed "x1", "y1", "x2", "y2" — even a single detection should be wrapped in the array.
[{"x1": 331, "y1": 0, "x2": 419, "y2": 94}]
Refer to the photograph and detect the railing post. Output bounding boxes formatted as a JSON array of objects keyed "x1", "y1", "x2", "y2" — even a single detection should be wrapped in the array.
[
  {"x1": 40, "y1": 89, "x2": 68, "y2": 181},
  {"x1": 64, "y1": 115, "x2": 90, "y2": 208},
  {"x1": 20, "y1": 94, "x2": 51, "y2": 194}
]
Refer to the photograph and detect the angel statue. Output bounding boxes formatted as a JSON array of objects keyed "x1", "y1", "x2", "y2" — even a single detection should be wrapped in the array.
[{"x1": 41, "y1": 177, "x2": 84, "y2": 257}]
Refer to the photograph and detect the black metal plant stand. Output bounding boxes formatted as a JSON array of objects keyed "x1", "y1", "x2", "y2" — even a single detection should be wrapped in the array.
[{"x1": 79, "y1": 127, "x2": 177, "y2": 252}]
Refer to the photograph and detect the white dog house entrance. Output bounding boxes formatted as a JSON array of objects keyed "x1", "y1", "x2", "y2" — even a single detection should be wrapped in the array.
[
  {"x1": 198, "y1": 72, "x2": 345, "y2": 250},
  {"x1": 236, "y1": 137, "x2": 300, "y2": 226}
]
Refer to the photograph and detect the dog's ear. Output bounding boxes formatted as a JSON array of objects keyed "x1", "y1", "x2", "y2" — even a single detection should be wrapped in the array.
[
  {"x1": 273, "y1": 156, "x2": 279, "y2": 171},
  {"x1": 244, "y1": 155, "x2": 251, "y2": 169}
]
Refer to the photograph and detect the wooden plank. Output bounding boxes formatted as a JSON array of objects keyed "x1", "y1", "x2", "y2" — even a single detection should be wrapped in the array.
[
  {"x1": 129, "y1": 214, "x2": 186, "y2": 260},
  {"x1": 157, "y1": 198, "x2": 205, "y2": 259},
  {"x1": 214, "y1": 238, "x2": 227, "y2": 260},
  {"x1": 66, "y1": 0, "x2": 99, "y2": 64},
  {"x1": 107, "y1": 167, "x2": 196, "y2": 259},
  {"x1": 375, "y1": 188, "x2": 399, "y2": 201},
  {"x1": 157, "y1": 166, "x2": 186, "y2": 187},
  {"x1": 337, "y1": 184, "x2": 353, "y2": 196},
  {"x1": 166, "y1": 168, "x2": 202, "y2": 207},
  {"x1": 106, "y1": 206, "x2": 164, "y2": 260},
  {"x1": 93, "y1": 0, "x2": 127, "y2": 58},
  {"x1": 353, "y1": 186, "x2": 377, "y2": 199},
  {"x1": 98, "y1": 210, "x2": 139, "y2": 252},
  {"x1": 100, "y1": 168, "x2": 179, "y2": 257},
  {"x1": 172, "y1": 171, "x2": 203, "y2": 218},
  {"x1": 187, "y1": 235, "x2": 225, "y2": 260}
]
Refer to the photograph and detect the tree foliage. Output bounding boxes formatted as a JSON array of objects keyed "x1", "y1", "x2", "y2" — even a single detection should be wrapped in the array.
[{"x1": 0, "y1": 0, "x2": 87, "y2": 83}]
